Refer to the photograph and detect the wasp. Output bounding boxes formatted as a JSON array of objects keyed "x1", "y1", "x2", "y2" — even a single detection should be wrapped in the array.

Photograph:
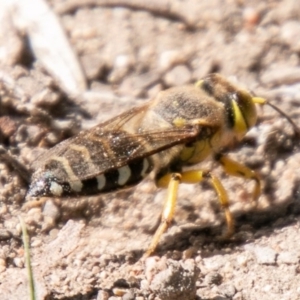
[{"x1": 27, "y1": 73, "x2": 299, "y2": 257}]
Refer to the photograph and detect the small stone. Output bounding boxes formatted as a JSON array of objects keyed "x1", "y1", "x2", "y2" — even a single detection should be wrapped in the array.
[
  {"x1": 0, "y1": 258, "x2": 6, "y2": 267},
  {"x1": 163, "y1": 64, "x2": 192, "y2": 87},
  {"x1": 159, "y1": 50, "x2": 186, "y2": 70},
  {"x1": 145, "y1": 256, "x2": 167, "y2": 282},
  {"x1": 171, "y1": 250, "x2": 182, "y2": 260},
  {"x1": 13, "y1": 257, "x2": 24, "y2": 268},
  {"x1": 280, "y1": 21, "x2": 300, "y2": 51},
  {"x1": 42, "y1": 200, "x2": 60, "y2": 222},
  {"x1": 31, "y1": 89, "x2": 59, "y2": 107},
  {"x1": 0, "y1": 265, "x2": 6, "y2": 273},
  {"x1": 236, "y1": 254, "x2": 250, "y2": 267},
  {"x1": 140, "y1": 279, "x2": 149, "y2": 290},
  {"x1": 205, "y1": 272, "x2": 223, "y2": 285},
  {"x1": 0, "y1": 204, "x2": 8, "y2": 214},
  {"x1": 0, "y1": 116, "x2": 17, "y2": 137},
  {"x1": 253, "y1": 246, "x2": 277, "y2": 265},
  {"x1": 277, "y1": 251, "x2": 299, "y2": 264},
  {"x1": 233, "y1": 291, "x2": 244, "y2": 300},
  {"x1": 219, "y1": 283, "x2": 237, "y2": 298},
  {"x1": 149, "y1": 259, "x2": 200, "y2": 300},
  {"x1": 183, "y1": 247, "x2": 197, "y2": 260},
  {"x1": 97, "y1": 290, "x2": 110, "y2": 300},
  {"x1": 4, "y1": 219, "x2": 19, "y2": 230},
  {"x1": 15, "y1": 124, "x2": 44, "y2": 144},
  {"x1": 99, "y1": 271, "x2": 108, "y2": 280},
  {"x1": 121, "y1": 290, "x2": 135, "y2": 300},
  {"x1": 31, "y1": 238, "x2": 42, "y2": 247},
  {"x1": 0, "y1": 229, "x2": 12, "y2": 240},
  {"x1": 113, "y1": 288, "x2": 127, "y2": 296},
  {"x1": 243, "y1": 7, "x2": 260, "y2": 29},
  {"x1": 25, "y1": 207, "x2": 43, "y2": 225},
  {"x1": 92, "y1": 266, "x2": 100, "y2": 275}
]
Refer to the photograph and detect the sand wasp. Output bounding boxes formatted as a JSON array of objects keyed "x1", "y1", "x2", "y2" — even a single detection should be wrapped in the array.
[{"x1": 27, "y1": 73, "x2": 299, "y2": 256}]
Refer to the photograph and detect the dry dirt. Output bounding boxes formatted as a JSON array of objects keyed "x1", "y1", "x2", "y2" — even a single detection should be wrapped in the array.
[{"x1": 1, "y1": 0, "x2": 300, "y2": 299}]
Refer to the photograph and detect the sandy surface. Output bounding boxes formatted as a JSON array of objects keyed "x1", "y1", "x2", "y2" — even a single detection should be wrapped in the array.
[{"x1": 1, "y1": 0, "x2": 300, "y2": 299}]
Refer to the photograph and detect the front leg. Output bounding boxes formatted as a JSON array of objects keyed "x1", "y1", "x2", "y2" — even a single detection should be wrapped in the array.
[
  {"x1": 144, "y1": 169, "x2": 233, "y2": 257},
  {"x1": 215, "y1": 153, "x2": 261, "y2": 204}
]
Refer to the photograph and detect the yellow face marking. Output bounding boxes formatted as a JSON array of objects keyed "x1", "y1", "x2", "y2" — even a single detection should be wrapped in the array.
[
  {"x1": 51, "y1": 157, "x2": 83, "y2": 192},
  {"x1": 117, "y1": 165, "x2": 131, "y2": 186},
  {"x1": 232, "y1": 100, "x2": 248, "y2": 140}
]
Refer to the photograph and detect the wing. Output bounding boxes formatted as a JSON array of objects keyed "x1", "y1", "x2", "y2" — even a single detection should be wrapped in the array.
[
  {"x1": 32, "y1": 104, "x2": 202, "y2": 180},
  {"x1": 31, "y1": 104, "x2": 149, "y2": 168}
]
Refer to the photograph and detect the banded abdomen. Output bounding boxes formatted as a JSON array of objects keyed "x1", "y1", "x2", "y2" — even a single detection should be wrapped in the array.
[{"x1": 28, "y1": 129, "x2": 153, "y2": 197}]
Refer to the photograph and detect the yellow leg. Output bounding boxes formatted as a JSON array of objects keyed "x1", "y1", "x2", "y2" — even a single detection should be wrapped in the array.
[
  {"x1": 215, "y1": 154, "x2": 261, "y2": 203},
  {"x1": 144, "y1": 169, "x2": 233, "y2": 257},
  {"x1": 143, "y1": 173, "x2": 181, "y2": 258},
  {"x1": 181, "y1": 170, "x2": 234, "y2": 239}
]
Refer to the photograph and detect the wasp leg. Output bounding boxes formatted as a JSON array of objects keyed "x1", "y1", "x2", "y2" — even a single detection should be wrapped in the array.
[
  {"x1": 144, "y1": 169, "x2": 233, "y2": 257},
  {"x1": 144, "y1": 173, "x2": 182, "y2": 258},
  {"x1": 215, "y1": 153, "x2": 261, "y2": 204},
  {"x1": 180, "y1": 170, "x2": 234, "y2": 239}
]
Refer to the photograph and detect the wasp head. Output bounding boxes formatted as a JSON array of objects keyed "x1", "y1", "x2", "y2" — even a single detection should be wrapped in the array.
[{"x1": 199, "y1": 73, "x2": 258, "y2": 141}]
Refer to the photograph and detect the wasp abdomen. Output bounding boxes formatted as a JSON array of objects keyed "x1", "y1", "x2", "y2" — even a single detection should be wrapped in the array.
[
  {"x1": 79, "y1": 157, "x2": 152, "y2": 195},
  {"x1": 28, "y1": 156, "x2": 152, "y2": 197}
]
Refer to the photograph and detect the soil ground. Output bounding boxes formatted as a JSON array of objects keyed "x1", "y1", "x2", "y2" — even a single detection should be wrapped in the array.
[{"x1": 1, "y1": 0, "x2": 300, "y2": 299}]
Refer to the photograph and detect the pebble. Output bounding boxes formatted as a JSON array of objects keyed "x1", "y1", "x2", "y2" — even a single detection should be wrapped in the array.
[
  {"x1": 233, "y1": 291, "x2": 244, "y2": 300},
  {"x1": 121, "y1": 290, "x2": 135, "y2": 300},
  {"x1": 205, "y1": 272, "x2": 223, "y2": 285},
  {"x1": 163, "y1": 64, "x2": 192, "y2": 87},
  {"x1": 0, "y1": 229, "x2": 12, "y2": 240},
  {"x1": 92, "y1": 266, "x2": 100, "y2": 275},
  {"x1": 243, "y1": 7, "x2": 260, "y2": 29},
  {"x1": 159, "y1": 50, "x2": 186, "y2": 71},
  {"x1": 0, "y1": 258, "x2": 6, "y2": 267},
  {"x1": 4, "y1": 219, "x2": 19, "y2": 231},
  {"x1": 42, "y1": 200, "x2": 60, "y2": 221},
  {"x1": 145, "y1": 256, "x2": 167, "y2": 282},
  {"x1": 183, "y1": 247, "x2": 197, "y2": 259},
  {"x1": 13, "y1": 257, "x2": 24, "y2": 268},
  {"x1": 149, "y1": 259, "x2": 199, "y2": 300},
  {"x1": 31, "y1": 89, "x2": 60, "y2": 106},
  {"x1": 30, "y1": 238, "x2": 42, "y2": 247},
  {"x1": 97, "y1": 290, "x2": 109, "y2": 300},
  {"x1": 113, "y1": 288, "x2": 127, "y2": 297},
  {"x1": 219, "y1": 283, "x2": 236, "y2": 298},
  {"x1": 280, "y1": 20, "x2": 300, "y2": 51},
  {"x1": 0, "y1": 265, "x2": 6, "y2": 273},
  {"x1": 236, "y1": 253, "x2": 251, "y2": 267},
  {"x1": 140, "y1": 279, "x2": 149, "y2": 290},
  {"x1": 277, "y1": 251, "x2": 299, "y2": 265},
  {"x1": 253, "y1": 246, "x2": 277, "y2": 265}
]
